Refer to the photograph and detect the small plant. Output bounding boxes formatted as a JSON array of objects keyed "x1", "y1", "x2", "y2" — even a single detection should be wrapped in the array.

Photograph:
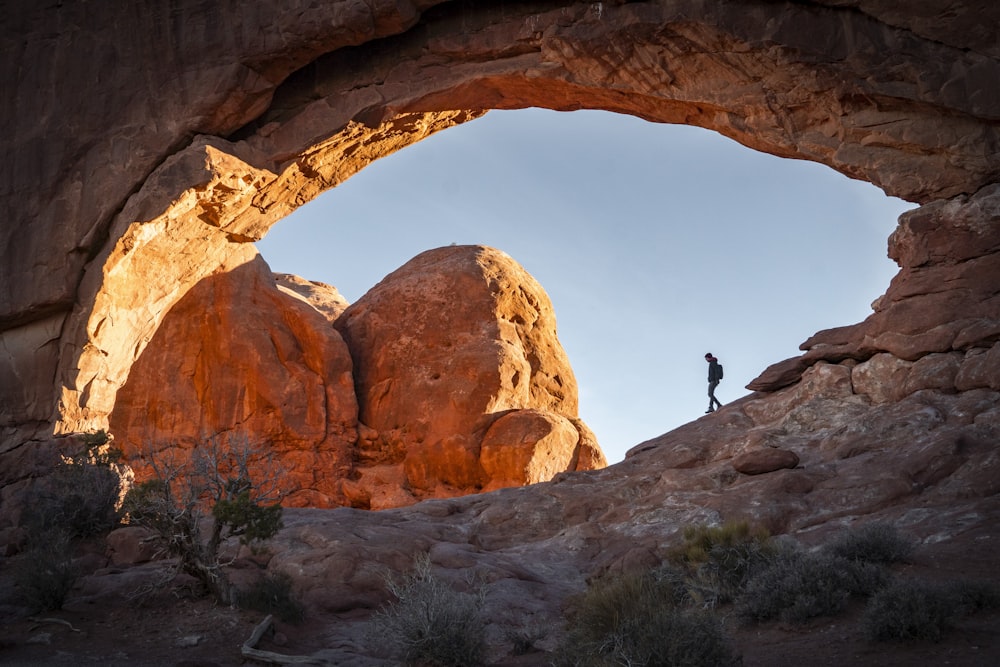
[
  {"x1": 668, "y1": 520, "x2": 776, "y2": 605},
  {"x1": 13, "y1": 430, "x2": 127, "y2": 612},
  {"x1": 371, "y1": 553, "x2": 487, "y2": 667},
  {"x1": 235, "y1": 572, "x2": 304, "y2": 623},
  {"x1": 863, "y1": 579, "x2": 960, "y2": 641},
  {"x1": 504, "y1": 626, "x2": 546, "y2": 656},
  {"x1": 826, "y1": 521, "x2": 914, "y2": 564},
  {"x1": 122, "y1": 436, "x2": 285, "y2": 605},
  {"x1": 951, "y1": 579, "x2": 1000, "y2": 613},
  {"x1": 737, "y1": 549, "x2": 890, "y2": 624},
  {"x1": 556, "y1": 567, "x2": 737, "y2": 666},
  {"x1": 12, "y1": 529, "x2": 79, "y2": 612},
  {"x1": 23, "y1": 430, "x2": 127, "y2": 539}
]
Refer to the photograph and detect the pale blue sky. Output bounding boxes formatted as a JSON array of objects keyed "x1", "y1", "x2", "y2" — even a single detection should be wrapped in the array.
[{"x1": 256, "y1": 108, "x2": 914, "y2": 464}]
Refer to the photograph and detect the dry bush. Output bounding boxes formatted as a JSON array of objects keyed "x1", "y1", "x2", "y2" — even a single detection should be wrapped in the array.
[
  {"x1": 667, "y1": 520, "x2": 777, "y2": 606},
  {"x1": 370, "y1": 553, "x2": 487, "y2": 667},
  {"x1": 825, "y1": 521, "x2": 915, "y2": 564},
  {"x1": 863, "y1": 579, "x2": 960, "y2": 641},
  {"x1": 556, "y1": 567, "x2": 737, "y2": 667},
  {"x1": 235, "y1": 572, "x2": 304, "y2": 624},
  {"x1": 122, "y1": 436, "x2": 285, "y2": 605},
  {"x1": 12, "y1": 529, "x2": 78, "y2": 612},
  {"x1": 737, "y1": 548, "x2": 891, "y2": 624}
]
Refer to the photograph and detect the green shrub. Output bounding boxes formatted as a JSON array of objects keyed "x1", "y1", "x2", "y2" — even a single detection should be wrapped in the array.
[
  {"x1": 863, "y1": 579, "x2": 960, "y2": 641},
  {"x1": 121, "y1": 437, "x2": 285, "y2": 606},
  {"x1": 235, "y1": 572, "x2": 304, "y2": 624},
  {"x1": 13, "y1": 529, "x2": 79, "y2": 612},
  {"x1": 557, "y1": 568, "x2": 737, "y2": 666},
  {"x1": 738, "y1": 549, "x2": 890, "y2": 624},
  {"x1": 371, "y1": 554, "x2": 487, "y2": 667},
  {"x1": 826, "y1": 521, "x2": 914, "y2": 564},
  {"x1": 668, "y1": 521, "x2": 777, "y2": 605}
]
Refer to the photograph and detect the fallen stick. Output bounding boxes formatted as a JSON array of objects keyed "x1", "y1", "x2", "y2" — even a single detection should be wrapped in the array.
[
  {"x1": 241, "y1": 615, "x2": 317, "y2": 665},
  {"x1": 28, "y1": 617, "x2": 81, "y2": 633}
]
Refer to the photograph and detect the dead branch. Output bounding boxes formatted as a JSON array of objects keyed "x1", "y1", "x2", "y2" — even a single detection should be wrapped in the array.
[
  {"x1": 28, "y1": 617, "x2": 81, "y2": 632},
  {"x1": 240, "y1": 615, "x2": 317, "y2": 665}
]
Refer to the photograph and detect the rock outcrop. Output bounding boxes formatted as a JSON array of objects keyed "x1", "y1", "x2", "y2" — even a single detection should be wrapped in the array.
[
  {"x1": 335, "y1": 245, "x2": 605, "y2": 506},
  {"x1": 109, "y1": 253, "x2": 360, "y2": 507},
  {"x1": 1, "y1": 2, "x2": 999, "y2": 663},
  {"x1": 750, "y1": 184, "x2": 1000, "y2": 392},
  {"x1": 109, "y1": 244, "x2": 603, "y2": 508}
]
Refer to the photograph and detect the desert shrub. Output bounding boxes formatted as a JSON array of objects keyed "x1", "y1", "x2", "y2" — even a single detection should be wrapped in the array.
[
  {"x1": 235, "y1": 572, "x2": 304, "y2": 624},
  {"x1": 23, "y1": 430, "x2": 126, "y2": 539},
  {"x1": 556, "y1": 568, "x2": 737, "y2": 667},
  {"x1": 122, "y1": 436, "x2": 285, "y2": 605},
  {"x1": 738, "y1": 549, "x2": 890, "y2": 624},
  {"x1": 504, "y1": 626, "x2": 546, "y2": 656},
  {"x1": 13, "y1": 529, "x2": 78, "y2": 612},
  {"x1": 668, "y1": 520, "x2": 777, "y2": 605},
  {"x1": 371, "y1": 554, "x2": 487, "y2": 667},
  {"x1": 826, "y1": 521, "x2": 914, "y2": 564},
  {"x1": 863, "y1": 579, "x2": 960, "y2": 641},
  {"x1": 951, "y1": 579, "x2": 1000, "y2": 613}
]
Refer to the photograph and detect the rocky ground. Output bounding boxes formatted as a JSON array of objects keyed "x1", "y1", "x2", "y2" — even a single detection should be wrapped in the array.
[
  {"x1": 0, "y1": 519, "x2": 997, "y2": 666},
  {"x1": 2, "y1": 365, "x2": 999, "y2": 665}
]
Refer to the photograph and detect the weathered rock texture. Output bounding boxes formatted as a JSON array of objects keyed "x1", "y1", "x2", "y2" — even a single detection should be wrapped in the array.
[
  {"x1": 335, "y1": 245, "x2": 603, "y2": 507},
  {"x1": 3, "y1": 0, "x2": 999, "y2": 446},
  {"x1": 1, "y1": 1, "x2": 999, "y2": 663},
  {"x1": 108, "y1": 253, "x2": 360, "y2": 507},
  {"x1": 108, "y1": 244, "x2": 601, "y2": 508}
]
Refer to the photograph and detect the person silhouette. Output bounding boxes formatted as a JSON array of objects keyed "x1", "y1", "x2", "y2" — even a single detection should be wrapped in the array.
[{"x1": 704, "y1": 352, "x2": 723, "y2": 413}]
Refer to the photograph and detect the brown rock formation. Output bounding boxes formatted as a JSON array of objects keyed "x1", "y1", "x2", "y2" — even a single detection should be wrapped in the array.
[
  {"x1": 732, "y1": 447, "x2": 801, "y2": 476},
  {"x1": 1, "y1": 2, "x2": 999, "y2": 663},
  {"x1": 335, "y1": 245, "x2": 604, "y2": 506}
]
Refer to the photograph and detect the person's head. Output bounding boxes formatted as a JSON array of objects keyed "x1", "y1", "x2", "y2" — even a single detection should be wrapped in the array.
[{"x1": 704, "y1": 352, "x2": 713, "y2": 361}]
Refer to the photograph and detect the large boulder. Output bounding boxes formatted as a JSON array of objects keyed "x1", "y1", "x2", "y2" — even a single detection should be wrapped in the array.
[
  {"x1": 110, "y1": 253, "x2": 359, "y2": 507},
  {"x1": 335, "y1": 245, "x2": 605, "y2": 505}
]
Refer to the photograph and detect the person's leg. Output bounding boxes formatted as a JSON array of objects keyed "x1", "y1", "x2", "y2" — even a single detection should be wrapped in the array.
[{"x1": 708, "y1": 381, "x2": 721, "y2": 410}]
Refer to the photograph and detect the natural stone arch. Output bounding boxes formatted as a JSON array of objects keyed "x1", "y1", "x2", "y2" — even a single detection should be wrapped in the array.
[{"x1": 2, "y1": 1, "x2": 999, "y2": 442}]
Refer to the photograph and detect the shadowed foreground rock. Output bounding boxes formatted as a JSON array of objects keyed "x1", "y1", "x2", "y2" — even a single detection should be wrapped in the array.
[{"x1": 49, "y1": 365, "x2": 998, "y2": 665}]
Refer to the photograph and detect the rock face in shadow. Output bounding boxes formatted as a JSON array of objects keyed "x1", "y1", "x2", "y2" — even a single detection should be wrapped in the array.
[{"x1": 109, "y1": 245, "x2": 605, "y2": 509}]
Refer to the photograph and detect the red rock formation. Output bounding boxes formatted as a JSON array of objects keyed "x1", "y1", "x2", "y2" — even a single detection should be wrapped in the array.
[
  {"x1": 750, "y1": 184, "x2": 1000, "y2": 392},
  {"x1": 110, "y1": 254, "x2": 359, "y2": 507},
  {"x1": 335, "y1": 245, "x2": 605, "y2": 506},
  {"x1": 0, "y1": 3, "x2": 999, "y2": 662},
  {"x1": 109, "y1": 244, "x2": 603, "y2": 508}
]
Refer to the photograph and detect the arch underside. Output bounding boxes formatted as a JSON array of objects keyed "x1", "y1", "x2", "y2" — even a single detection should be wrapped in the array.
[{"x1": 1, "y1": 0, "x2": 998, "y2": 441}]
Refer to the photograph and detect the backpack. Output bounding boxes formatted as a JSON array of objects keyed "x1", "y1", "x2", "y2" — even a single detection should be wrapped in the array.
[{"x1": 717, "y1": 364, "x2": 724, "y2": 380}]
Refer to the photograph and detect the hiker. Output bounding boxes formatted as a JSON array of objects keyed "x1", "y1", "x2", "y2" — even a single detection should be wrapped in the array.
[{"x1": 705, "y1": 352, "x2": 723, "y2": 413}]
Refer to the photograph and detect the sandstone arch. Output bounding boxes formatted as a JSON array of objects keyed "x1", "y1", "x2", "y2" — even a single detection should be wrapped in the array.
[{"x1": 2, "y1": 0, "x2": 999, "y2": 447}]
